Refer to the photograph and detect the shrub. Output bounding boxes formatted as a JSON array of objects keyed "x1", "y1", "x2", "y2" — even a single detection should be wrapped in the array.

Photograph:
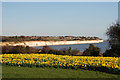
[
  {"x1": 2, "y1": 46, "x2": 38, "y2": 54},
  {"x1": 41, "y1": 46, "x2": 79, "y2": 55},
  {"x1": 41, "y1": 46, "x2": 65, "y2": 55},
  {"x1": 71, "y1": 49, "x2": 80, "y2": 55},
  {"x1": 42, "y1": 46, "x2": 52, "y2": 53},
  {"x1": 59, "y1": 48, "x2": 69, "y2": 55},
  {"x1": 83, "y1": 44, "x2": 100, "y2": 56},
  {"x1": 103, "y1": 48, "x2": 120, "y2": 57},
  {"x1": 68, "y1": 47, "x2": 72, "y2": 53}
]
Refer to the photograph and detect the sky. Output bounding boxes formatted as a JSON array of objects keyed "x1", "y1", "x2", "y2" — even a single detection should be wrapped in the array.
[{"x1": 2, "y1": 2, "x2": 118, "y2": 40}]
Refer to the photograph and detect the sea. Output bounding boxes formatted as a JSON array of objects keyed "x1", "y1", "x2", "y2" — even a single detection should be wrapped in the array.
[{"x1": 34, "y1": 41, "x2": 110, "y2": 53}]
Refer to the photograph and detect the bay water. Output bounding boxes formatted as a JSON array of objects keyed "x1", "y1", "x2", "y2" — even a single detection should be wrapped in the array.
[{"x1": 34, "y1": 41, "x2": 109, "y2": 53}]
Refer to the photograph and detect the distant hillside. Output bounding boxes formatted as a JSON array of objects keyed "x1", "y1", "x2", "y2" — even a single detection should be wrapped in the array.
[{"x1": 1, "y1": 36, "x2": 102, "y2": 42}]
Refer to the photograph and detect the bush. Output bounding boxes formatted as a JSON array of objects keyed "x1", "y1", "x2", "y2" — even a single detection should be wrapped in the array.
[
  {"x1": 2, "y1": 46, "x2": 38, "y2": 54},
  {"x1": 71, "y1": 49, "x2": 80, "y2": 55},
  {"x1": 41, "y1": 46, "x2": 80, "y2": 55},
  {"x1": 68, "y1": 47, "x2": 72, "y2": 53},
  {"x1": 83, "y1": 44, "x2": 100, "y2": 56},
  {"x1": 42, "y1": 46, "x2": 53, "y2": 53},
  {"x1": 48, "y1": 49, "x2": 63, "y2": 55},
  {"x1": 41, "y1": 46, "x2": 65, "y2": 55},
  {"x1": 60, "y1": 48, "x2": 68, "y2": 54},
  {"x1": 103, "y1": 48, "x2": 120, "y2": 57}
]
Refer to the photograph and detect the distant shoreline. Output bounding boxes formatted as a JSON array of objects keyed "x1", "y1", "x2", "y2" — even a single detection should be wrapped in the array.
[{"x1": 1, "y1": 40, "x2": 104, "y2": 47}]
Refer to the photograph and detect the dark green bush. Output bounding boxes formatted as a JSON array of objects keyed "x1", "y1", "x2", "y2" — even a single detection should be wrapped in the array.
[{"x1": 83, "y1": 44, "x2": 100, "y2": 56}]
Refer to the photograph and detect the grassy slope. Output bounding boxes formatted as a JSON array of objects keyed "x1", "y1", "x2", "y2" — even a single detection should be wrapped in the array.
[{"x1": 2, "y1": 65, "x2": 119, "y2": 78}]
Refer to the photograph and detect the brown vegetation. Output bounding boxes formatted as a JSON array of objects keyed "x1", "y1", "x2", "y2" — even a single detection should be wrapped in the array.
[{"x1": 1, "y1": 36, "x2": 102, "y2": 42}]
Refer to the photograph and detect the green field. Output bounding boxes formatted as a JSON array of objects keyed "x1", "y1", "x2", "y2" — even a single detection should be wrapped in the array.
[{"x1": 2, "y1": 65, "x2": 119, "y2": 78}]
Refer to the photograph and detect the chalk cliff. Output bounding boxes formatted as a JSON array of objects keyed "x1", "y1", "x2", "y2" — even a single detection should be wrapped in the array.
[{"x1": 1, "y1": 40, "x2": 104, "y2": 47}]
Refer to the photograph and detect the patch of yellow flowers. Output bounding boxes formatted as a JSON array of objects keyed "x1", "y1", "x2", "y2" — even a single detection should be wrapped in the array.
[{"x1": 0, "y1": 54, "x2": 120, "y2": 70}]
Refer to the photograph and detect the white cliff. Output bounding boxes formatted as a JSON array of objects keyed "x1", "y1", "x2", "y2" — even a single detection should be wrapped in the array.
[{"x1": 1, "y1": 40, "x2": 104, "y2": 47}]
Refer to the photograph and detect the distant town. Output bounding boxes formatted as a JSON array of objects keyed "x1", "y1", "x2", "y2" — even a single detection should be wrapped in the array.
[{"x1": 1, "y1": 36, "x2": 103, "y2": 42}]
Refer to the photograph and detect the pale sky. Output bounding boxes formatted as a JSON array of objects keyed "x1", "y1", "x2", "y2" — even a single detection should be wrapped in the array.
[{"x1": 2, "y1": 2, "x2": 118, "y2": 40}]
